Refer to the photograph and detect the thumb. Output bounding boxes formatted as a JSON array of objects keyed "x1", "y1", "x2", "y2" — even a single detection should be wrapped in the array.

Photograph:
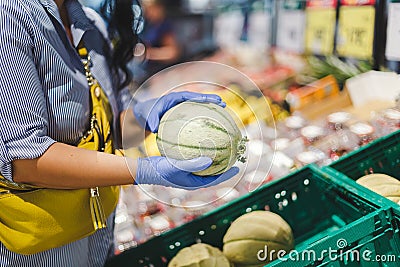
[
  {"x1": 170, "y1": 157, "x2": 212, "y2": 172},
  {"x1": 198, "y1": 166, "x2": 240, "y2": 186},
  {"x1": 147, "y1": 117, "x2": 160, "y2": 133}
]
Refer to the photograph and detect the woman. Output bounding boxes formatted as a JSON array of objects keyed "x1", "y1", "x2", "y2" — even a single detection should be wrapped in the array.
[
  {"x1": 0, "y1": 0, "x2": 238, "y2": 266},
  {"x1": 140, "y1": 0, "x2": 180, "y2": 69},
  {"x1": 130, "y1": 0, "x2": 180, "y2": 83}
]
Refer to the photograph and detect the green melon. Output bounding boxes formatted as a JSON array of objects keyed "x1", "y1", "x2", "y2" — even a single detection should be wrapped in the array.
[
  {"x1": 356, "y1": 173, "x2": 400, "y2": 204},
  {"x1": 168, "y1": 243, "x2": 231, "y2": 267},
  {"x1": 156, "y1": 101, "x2": 247, "y2": 176},
  {"x1": 223, "y1": 211, "x2": 295, "y2": 266}
]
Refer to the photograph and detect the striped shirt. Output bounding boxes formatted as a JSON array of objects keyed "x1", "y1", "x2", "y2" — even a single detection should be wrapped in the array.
[{"x1": 0, "y1": 0, "x2": 131, "y2": 265}]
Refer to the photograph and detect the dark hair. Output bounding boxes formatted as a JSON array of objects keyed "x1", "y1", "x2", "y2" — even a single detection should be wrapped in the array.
[{"x1": 101, "y1": 0, "x2": 142, "y2": 89}]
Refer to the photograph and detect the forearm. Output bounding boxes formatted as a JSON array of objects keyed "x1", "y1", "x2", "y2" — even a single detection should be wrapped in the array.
[
  {"x1": 146, "y1": 34, "x2": 180, "y2": 62},
  {"x1": 12, "y1": 142, "x2": 137, "y2": 189}
]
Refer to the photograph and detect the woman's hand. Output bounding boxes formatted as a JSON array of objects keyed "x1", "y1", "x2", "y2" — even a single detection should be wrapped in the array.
[
  {"x1": 135, "y1": 156, "x2": 239, "y2": 190},
  {"x1": 133, "y1": 91, "x2": 225, "y2": 133}
]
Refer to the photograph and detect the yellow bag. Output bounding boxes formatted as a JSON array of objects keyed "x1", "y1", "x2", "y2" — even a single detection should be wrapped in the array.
[{"x1": 0, "y1": 46, "x2": 120, "y2": 254}]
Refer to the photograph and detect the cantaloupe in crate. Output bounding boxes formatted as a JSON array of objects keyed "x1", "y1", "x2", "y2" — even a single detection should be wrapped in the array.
[{"x1": 105, "y1": 165, "x2": 390, "y2": 267}]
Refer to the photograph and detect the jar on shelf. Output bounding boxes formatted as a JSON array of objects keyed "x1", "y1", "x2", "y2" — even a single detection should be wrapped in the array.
[
  {"x1": 269, "y1": 151, "x2": 296, "y2": 179},
  {"x1": 349, "y1": 122, "x2": 375, "y2": 146},
  {"x1": 295, "y1": 150, "x2": 326, "y2": 167},
  {"x1": 144, "y1": 213, "x2": 173, "y2": 236},
  {"x1": 242, "y1": 169, "x2": 272, "y2": 193},
  {"x1": 325, "y1": 130, "x2": 359, "y2": 161},
  {"x1": 326, "y1": 111, "x2": 351, "y2": 132},
  {"x1": 271, "y1": 138, "x2": 290, "y2": 152},
  {"x1": 300, "y1": 125, "x2": 325, "y2": 146},
  {"x1": 312, "y1": 127, "x2": 359, "y2": 161},
  {"x1": 382, "y1": 108, "x2": 400, "y2": 129},
  {"x1": 371, "y1": 108, "x2": 400, "y2": 137},
  {"x1": 283, "y1": 115, "x2": 307, "y2": 139}
]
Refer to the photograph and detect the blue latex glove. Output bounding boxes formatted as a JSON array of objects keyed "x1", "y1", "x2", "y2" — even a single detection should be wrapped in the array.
[
  {"x1": 133, "y1": 91, "x2": 226, "y2": 133},
  {"x1": 135, "y1": 156, "x2": 239, "y2": 190}
]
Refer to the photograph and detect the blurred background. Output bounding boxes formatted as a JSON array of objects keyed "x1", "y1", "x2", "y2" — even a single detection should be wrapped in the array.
[{"x1": 79, "y1": 0, "x2": 400, "y2": 257}]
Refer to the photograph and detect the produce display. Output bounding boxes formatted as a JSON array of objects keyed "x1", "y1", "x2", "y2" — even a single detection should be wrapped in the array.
[
  {"x1": 156, "y1": 102, "x2": 248, "y2": 176},
  {"x1": 168, "y1": 243, "x2": 231, "y2": 267},
  {"x1": 115, "y1": 90, "x2": 399, "y2": 254},
  {"x1": 114, "y1": 87, "x2": 399, "y2": 253},
  {"x1": 222, "y1": 211, "x2": 294, "y2": 266},
  {"x1": 101, "y1": 0, "x2": 400, "y2": 262},
  {"x1": 113, "y1": 46, "x2": 400, "y2": 255},
  {"x1": 356, "y1": 174, "x2": 400, "y2": 204},
  {"x1": 167, "y1": 210, "x2": 294, "y2": 267},
  {"x1": 216, "y1": 86, "x2": 290, "y2": 126},
  {"x1": 299, "y1": 56, "x2": 372, "y2": 86}
]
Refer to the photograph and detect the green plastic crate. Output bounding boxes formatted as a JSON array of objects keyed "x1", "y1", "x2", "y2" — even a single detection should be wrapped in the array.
[
  {"x1": 270, "y1": 207, "x2": 400, "y2": 266},
  {"x1": 105, "y1": 165, "x2": 387, "y2": 267},
  {"x1": 329, "y1": 130, "x2": 400, "y2": 180}
]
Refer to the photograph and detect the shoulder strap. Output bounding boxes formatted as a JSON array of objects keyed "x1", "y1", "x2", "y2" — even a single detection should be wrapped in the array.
[{"x1": 0, "y1": 175, "x2": 40, "y2": 191}]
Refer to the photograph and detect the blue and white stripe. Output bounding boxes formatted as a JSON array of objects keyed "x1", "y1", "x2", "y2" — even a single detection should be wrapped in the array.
[{"x1": 0, "y1": 0, "x2": 130, "y2": 265}]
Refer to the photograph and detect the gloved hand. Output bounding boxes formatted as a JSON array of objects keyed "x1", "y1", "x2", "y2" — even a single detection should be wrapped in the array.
[
  {"x1": 135, "y1": 156, "x2": 239, "y2": 190},
  {"x1": 133, "y1": 91, "x2": 226, "y2": 133}
]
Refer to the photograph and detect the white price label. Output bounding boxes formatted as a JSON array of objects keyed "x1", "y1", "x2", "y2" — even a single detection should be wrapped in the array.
[
  {"x1": 386, "y1": 3, "x2": 400, "y2": 60},
  {"x1": 277, "y1": 9, "x2": 306, "y2": 53}
]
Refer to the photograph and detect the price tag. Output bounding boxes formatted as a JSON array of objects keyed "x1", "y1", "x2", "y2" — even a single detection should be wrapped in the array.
[
  {"x1": 385, "y1": 3, "x2": 400, "y2": 60},
  {"x1": 336, "y1": 6, "x2": 375, "y2": 59},
  {"x1": 341, "y1": 0, "x2": 375, "y2": 5},
  {"x1": 307, "y1": 0, "x2": 337, "y2": 8},
  {"x1": 283, "y1": 0, "x2": 306, "y2": 9},
  {"x1": 305, "y1": 8, "x2": 336, "y2": 55},
  {"x1": 277, "y1": 9, "x2": 306, "y2": 53}
]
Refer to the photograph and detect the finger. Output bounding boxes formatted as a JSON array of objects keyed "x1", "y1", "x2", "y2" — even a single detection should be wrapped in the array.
[
  {"x1": 147, "y1": 118, "x2": 160, "y2": 133},
  {"x1": 184, "y1": 166, "x2": 240, "y2": 190},
  {"x1": 170, "y1": 157, "x2": 213, "y2": 172},
  {"x1": 138, "y1": 98, "x2": 162, "y2": 133},
  {"x1": 171, "y1": 92, "x2": 226, "y2": 107},
  {"x1": 175, "y1": 166, "x2": 239, "y2": 190},
  {"x1": 189, "y1": 96, "x2": 226, "y2": 108},
  {"x1": 185, "y1": 93, "x2": 225, "y2": 107},
  {"x1": 201, "y1": 166, "x2": 240, "y2": 186}
]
